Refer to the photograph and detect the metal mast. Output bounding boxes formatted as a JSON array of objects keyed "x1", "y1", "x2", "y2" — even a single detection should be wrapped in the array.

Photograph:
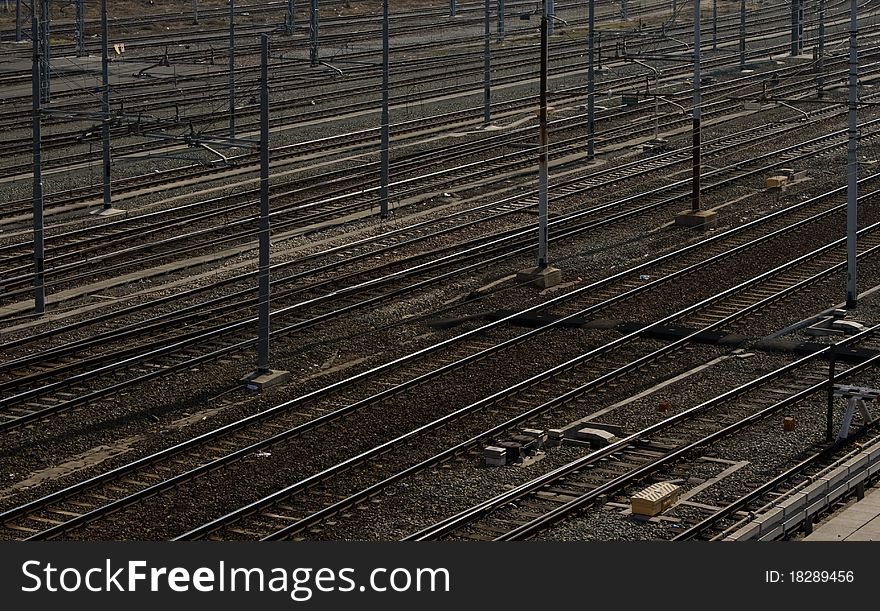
[
  {"x1": 692, "y1": 0, "x2": 701, "y2": 213},
  {"x1": 31, "y1": 2, "x2": 45, "y2": 314},
  {"x1": 229, "y1": 0, "x2": 236, "y2": 139},
  {"x1": 846, "y1": 0, "x2": 858, "y2": 308},
  {"x1": 483, "y1": 0, "x2": 491, "y2": 124},
  {"x1": 538, "y1": 0, "x2": 549, "y2": 268},
  {"x1": 587, "y1": 0, "x2": 595, "y2": 159},
  {"x1": 380, "y1": 0, "x2": 390, "y2": 218},
  {"x1": 101, "y1": 0, "x2": 112, "y2": 211},
  {"x1": 76, "y1": 0, "x2": 85, "y2": 56},
  {"x1": 258, "y1": 33, "x2": 271, "y2": 374},
  {"x1": 309, "y1": 0, "x2": 318, "y2": 65}
]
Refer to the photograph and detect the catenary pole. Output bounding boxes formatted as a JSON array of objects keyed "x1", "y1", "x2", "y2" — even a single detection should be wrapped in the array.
[
  {"x1": 76, "y1": 0, "x2": 85, "y2": 56},
  {"x1": 587, "y1": 0, "x2": 595, "y2": 159},
  {"x1": 309, "y1": 0, "x2": 318, "y2": 65},
  {"x1": 692, "y1": 0, "x2": 701, "y2": 212},
  {"x1": 380, "y1": 0, "x2": 390, "y2": 218},
  {"x1": 229, "y1": 0, "x2": 236, "y2": 139},
  {"x1": 739, "y1": 0, "x2": 746, "y2": 70},
  {"x1": 538, "y1": 0, "x2": 549, "y2": 268},
  {"x1": 101, "y1": 0, "x2": 112, "y2": 211},
  {"x1": 40, "y1": 0, "x2": 49, "y2": 102},
  {"x1": 483, "y1": 0, "x2": 491, "y2": 124},
  {"x1": 258, "y1": 33, "x2": 272, "y2": 373},
  {"x1": 818, "y1": 0, "x2": 825, "y2": 97},
  {"x1": 497, "y1": 0, "x2": 504, "y2": 36},
  {"x1": 32, "y1": 3, "x2": 45, "y2": 314},
  {"x1": 286, "y1": 0, "x2": 294, "y2": 34},
  {"x1": 845, "y1": 0, "x2": 858, "y2": 308}
]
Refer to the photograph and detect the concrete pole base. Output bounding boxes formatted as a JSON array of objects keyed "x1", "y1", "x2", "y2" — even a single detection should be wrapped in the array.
[
  {"x1": 516, "y1": 266, "x2": 562, "y2": 289},
  {"x1": 91, "y1": 207, "x2": 124, "y2": 217},
  {"x1": 674, "y1": 209, "x2": 718, "y2": 230},
  {"x1": 241, "y1": 369, "x2": 290, "y2": 390}
]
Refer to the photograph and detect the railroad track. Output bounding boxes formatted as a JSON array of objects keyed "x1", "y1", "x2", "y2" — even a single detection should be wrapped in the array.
[
  {"x1": 2, "y1": 174, "x2": 879, "y2": 539},
  {"x1": 2, "y1": 112, "x2": 878, "y2": 433},
  {"x1": 0, "y1": 84, "x2": 840, "y2": 299},
  {"x1": 1, "y1": 0, "x2": 880, "y2": 536},
  {"x1": 3, "y1": 64, "x2": 875, "y2": 309},
  {"x1": 404, "y1": 329, "x2": 880, "y2": 541},
  {"x1": 0, "y1": 2, "x2": 864, "y2": 179},
  {"x1": 669, "y1": 401, "x2": 880, "y2": 541},
  {"x1": 174, "y1": 222, "x2": 880, "y2": 541}
]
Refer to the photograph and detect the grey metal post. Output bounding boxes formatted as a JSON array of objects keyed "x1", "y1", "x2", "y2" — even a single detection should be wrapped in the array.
[
  {"x1": 483, "y1": 0, "x2": 490, "y2": 124},
  {"x1": 15, "y1": 0, "x2": 21, "y2": 42},
  {"x1": 286, "y1": 0, "x2": 294, "y2": 34},
  {"x1": 712, "y1": 0, "x2": 717, "y2": 50},
  {"x1": 497, "y1": 0, "x2": 504, "y2": 36},
  {"x1": 739, "y1": 0, "x2": 746, "y2": 70},
  {"x1": 654, "y1": 84, "x2": 660, "y2": 141},
  {"x1": 622, "y1": 0, "x2": 627, "y2": 20},
  {"x1": 547, "y1": 0, "x2": 554, "y2": 35},
  {"x1": 31, "y1": 4, "x2": 45, "y2": 314},
  {"x1": 826, "y1": 344, "x2": 836, "y2": 442},
  {"x1": 587, "y1": 0, "x2": 595, "y2": 160},
  {"x1": 798, "y1": 0, "x2": 803, "y2": 52},
  {"x1": 692, "y1": 0, "x2": 701, "y2": 212},
  {"x1": 672, "y1": 0, "x2": 676, "y2": 22},
  {"x1": 192, "y1": 0, "x2": 198, "y2": 24},
  {"x1": 76, "y1": 0, "x2": 85, "y2": 56},
  {"x1": 380, "y1": 0, "x2": 390, "y2": 219},
  {"x1": 229, "y1": 0, "x2": 235, "y2": 139},
  {"x1": 846, "y1": 0, "x2": 857, "y2": 308},
  {"x1": 450, "y1": 0, "x2": 455, "y2": 17},
  {"x1": 791, "y1": 0, "x2": 802, "y2": 56},
  {"x1": 309, "y1": 0, "x2": 318, "y2": 66},
  {"x1": 258, "y1": 33, "x2": 271, "y2": 374},
  {"x1": 101, "y1": 0, "x2": 112, "y2": 211},
  {"x1": 818, "y1": 0, "x2": 825, "y2": 97},
  {"x1": 538, "y1": 0, "x2": 549, "y2": 268},
  {"x1": 39, "y1": 0, "x2": 49, "y2": 102}
]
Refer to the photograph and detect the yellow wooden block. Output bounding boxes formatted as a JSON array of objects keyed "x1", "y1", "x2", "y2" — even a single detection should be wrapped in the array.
[
  {"x1": 631, "y1": 481, "x2": 681, "y2": 516},
  {"x1": 766, "y1": 175, "x2": 789, "y2": 189}
]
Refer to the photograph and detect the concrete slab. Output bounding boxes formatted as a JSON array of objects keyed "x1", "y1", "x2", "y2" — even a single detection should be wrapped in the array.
[
  {"x1": 844, "y1": 530, "x2": 880, "y2": 541},
  {"x1": 839, "y1": 506, "x2": 878, "y2": 520},
  {"x1": 805, "y1": 487, "x2": 880, "y2": 541},
  {"x1": 91, "y1": 207, "x2": 126, "y2": 217},
  {"x1": 516, "y1": 266, "x2": 562, "y2": 289},
  {"x1": 785, "y1": 53, "x2": 818, "y2": 61},
  {"x1": 822, "y1": 515, "x2": 868, "y2": 530},
  {"x1": 674, "y1": 209, "x2": 718, "y2": 229},
  {"x1": 574, "y1": 427, "x2": 617, "y2": 448},
  {"x1": 241, "y1": 369, "x2": 291, "y2": 391}
]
